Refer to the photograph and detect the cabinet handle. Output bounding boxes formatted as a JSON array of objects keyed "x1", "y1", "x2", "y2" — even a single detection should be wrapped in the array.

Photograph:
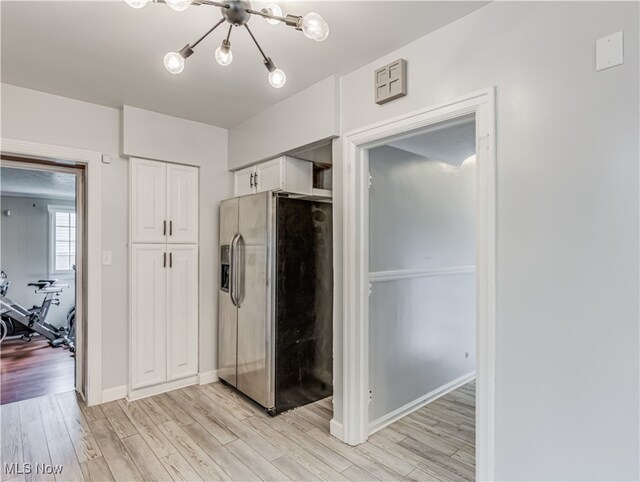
[
  {"x1": 250, "y1": 172, "x2": 254, "y2": 188},
  {"x1": 163, "y1": 252, "x2": 167, "y2": 268},
  {"x1": 169, "y1": 220, "x2": 173, "y2": 236},
  {"x1": 169, "y1": 252, "x2": 173, "y2": 268},
  {"x1": 163, "y1": 220, "x2": 166, "y2": 236},
  {"x1": 254, "y1": 171, "x2": 258, "y2": 188}
]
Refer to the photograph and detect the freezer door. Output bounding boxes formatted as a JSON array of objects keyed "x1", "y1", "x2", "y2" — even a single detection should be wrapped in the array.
[
  {"x1": 218, "y1": 198, "x2": 239, "y2": 387},
  {"x1": 237, "y1": 192, "x2": 274, "y2": 408}
]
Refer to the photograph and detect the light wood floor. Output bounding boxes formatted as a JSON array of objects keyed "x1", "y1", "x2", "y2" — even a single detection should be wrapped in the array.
[{"x1": 0, "y1": 380, "x2": 475, "y2": 482}]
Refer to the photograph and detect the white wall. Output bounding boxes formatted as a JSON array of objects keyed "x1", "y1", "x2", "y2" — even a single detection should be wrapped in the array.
[
  {"x1": 0, "y1": 196, "x2": 75, "y2": 329},
  {"x1": 0, "y1": 84, "x2": 232, "y2": 393},
  {"x1": 333, "y1": 2, "x2": 639, "y2": 480},
  {"x1": 228, "y1": 75, "x2": 340, "y2": 170}
]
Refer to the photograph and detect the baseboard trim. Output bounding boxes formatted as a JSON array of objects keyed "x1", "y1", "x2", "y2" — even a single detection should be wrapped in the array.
[
  {"x1": 330, "y1": 418, "x2": 344, "y2": 439},
  {"x1": 102, "y1": 385, "x2": 128, "y2": 404},
  {"x1": 127, "y1": 375, "x2": 198, "y2": 401},
  {"x1": 369, "y1": 371, "x2": 476, "y2": 435},
  {"x1": 198, "y1": 370, "x2": 219, "y2": 385}
]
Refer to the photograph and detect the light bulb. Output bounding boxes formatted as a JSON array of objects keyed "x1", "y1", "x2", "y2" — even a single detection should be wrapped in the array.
[
  {"x1": 264, "y1": 4, "x2": 282, "y2": 25},
  {"x1": 300, "y1": 12, "x2": 326, "y2": 40},
  {"x1": 164, "y1": 52, "x2": 185, "y2": 74},
  {"x1": 268, "y1": 68, "x2": 286, "y2": 88},
  {"x1": 215, "y1": 46, "x2": 233, "y2": 66},
  {"x1": 125, "y1": 0, "x2": 149, "y2": 8},
  {"x1": 314, "y1": 21, "x2": 329, "y2": 42},
  {"x1": 165, "y1": 0, "x2": 191, "y2": 11}
]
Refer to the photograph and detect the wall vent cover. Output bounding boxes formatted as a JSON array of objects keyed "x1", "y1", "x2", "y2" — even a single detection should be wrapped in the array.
[{"x1": 374, "y1": 59, "x2": 407, "y2": 105}]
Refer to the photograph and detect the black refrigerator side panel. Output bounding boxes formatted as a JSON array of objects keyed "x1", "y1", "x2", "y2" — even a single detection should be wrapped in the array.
[{"x1": 275, "y1": 197, "x2": 333, "y2": 413}]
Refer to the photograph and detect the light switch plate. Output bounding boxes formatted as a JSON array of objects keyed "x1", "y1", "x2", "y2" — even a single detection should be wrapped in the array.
[
  {"x1": 102, "y1": 251, "x2": 113, "y2": 266},
  {"x1": 375, "y1": 59, "x2": 407, "y2": 105},
  {"x1": 596, "y1": 31, "x2": 623, "y2": 71}
]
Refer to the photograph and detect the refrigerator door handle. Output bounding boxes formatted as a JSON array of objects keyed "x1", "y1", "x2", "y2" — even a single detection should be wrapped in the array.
[
  {"x1": 234, "y1": 234, "x2": 244, "y2": 307},
  {"x1": 230, "y1": 234, "x2": 240, "y2": 307}
]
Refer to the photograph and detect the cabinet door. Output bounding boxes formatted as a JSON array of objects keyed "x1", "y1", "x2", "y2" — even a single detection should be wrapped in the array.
[
  {"x1": 234, "y1": 167, "x2": 256, "y2": 197},
  {"x1": 131, "y1": 159, "x2": 167, "y2": 243},
  {"x1": 167, "y1": 164, "x2": 199, "y2": 244},
  {"x1": 131, "y1": 245, "x2": 167, "y2": 390},
  {"x1": 166, "y1": 244, "x2": 199, "y2": 381},
  {"x1": 255, "y1": 158, "x2": 283, "y2": 193}
]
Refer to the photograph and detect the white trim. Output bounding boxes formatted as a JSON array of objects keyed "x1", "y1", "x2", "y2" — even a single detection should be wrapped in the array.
[
  {"x1": 102, "y1": 385, "x2": 128, "y2": 404},
  {"x1": 335, "y1": 88, "x2": 496, "y2": 481},
  {"x1": 1, "y1": 138, "x2": 103, "y2": 406},
  {"x1": 329, "y1": 419, "x2": 344, "y2": 440},
  {"x1": 369, "y1": 265, "x2": 475, "y2": 283},
  {"x1": 369, "y1": 372, "x2": 476, "y2": 435},
  {"x1": 127, "y1": 375, "x2": 198, "y2": 401},
  {"x1": 198, "y1": 370, "x2": 219, "y2": 385}
]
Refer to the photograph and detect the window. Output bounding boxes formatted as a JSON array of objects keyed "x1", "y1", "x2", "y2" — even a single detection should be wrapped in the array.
[{"x1": 49, "y1": 206, "x2": 76, "y2": 274}]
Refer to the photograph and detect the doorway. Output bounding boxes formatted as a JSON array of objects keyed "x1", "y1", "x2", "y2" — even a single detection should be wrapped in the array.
[
  {"x1": 0, "y1": 158, "x2": 85, "y2": 404},
  {"x1": 337, "y1": 89, "x2": 496, "y2": 480}
]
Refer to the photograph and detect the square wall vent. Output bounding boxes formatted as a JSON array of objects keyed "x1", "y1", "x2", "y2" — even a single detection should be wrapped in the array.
[{"x1": 375, "y1": 59, "x2": 407, "y2": 105}]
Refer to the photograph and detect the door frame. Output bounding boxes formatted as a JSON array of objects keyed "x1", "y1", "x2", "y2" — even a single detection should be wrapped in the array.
[
  {"x1": 1, "y1": 137, "x2": 103, "y2": 406},
  {"x1": 335, "y1": 88, "x2": 496, "y2": 480}
]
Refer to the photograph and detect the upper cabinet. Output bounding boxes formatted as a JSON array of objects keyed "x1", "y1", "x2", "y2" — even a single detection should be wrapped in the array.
[
  {"x1": 233, "y1": 156, "x2": 313, "y2": 197},
  {"x1": 234, "y1": 166, "x2": 256, "y2": 197},
  {"x1": 131, "y1": 158, "x2": 199, "y2": 244},
  {"x1": 131, "y1": 159, "x2": 167, "y2": 244},
  {"x1": 167, "y1": 164, "x2": 199, "y2": 244}
]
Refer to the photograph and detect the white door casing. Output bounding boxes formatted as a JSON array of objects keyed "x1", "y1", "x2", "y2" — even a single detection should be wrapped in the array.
[
  {"x1": 336, "y1": 88, "x2": 497, "y2": 481},
  {"x1": 0, "y1": 138, "x2": 103, "y2": 406}
]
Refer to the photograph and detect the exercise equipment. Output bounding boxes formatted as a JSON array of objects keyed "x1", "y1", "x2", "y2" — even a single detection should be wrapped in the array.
[{"x1": 0, "y1": 271, "x2": 75, "y2": 351}]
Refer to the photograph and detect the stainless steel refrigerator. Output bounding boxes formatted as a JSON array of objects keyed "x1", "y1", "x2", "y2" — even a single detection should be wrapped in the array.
[{"x1": 218, "y1": 191, "x2": 333, "y2": 414}]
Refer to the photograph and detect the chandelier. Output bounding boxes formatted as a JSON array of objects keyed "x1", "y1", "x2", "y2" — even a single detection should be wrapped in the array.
[{"x1": 124, "y1": 0, "x2": 329, "y2": 88}]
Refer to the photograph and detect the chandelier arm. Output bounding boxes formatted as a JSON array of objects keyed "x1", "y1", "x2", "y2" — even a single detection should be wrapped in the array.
[
  {"x1": 245, "y1": 8, "x2": 285, "y2": 23},
  {"x1": 225, "y1": 25, "x2": 233, "y2": 43},
  {"x1": 244, "y1": 24, "x2": 269, "y2": 62},
  {"x1": 192, "y1": 0, "x2": 230, "y2": 7},
  {"x1": 191, "y1": 18, "x2": 226, "y2": 49}
]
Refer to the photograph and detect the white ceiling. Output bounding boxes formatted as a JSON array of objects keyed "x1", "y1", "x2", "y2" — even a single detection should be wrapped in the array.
[
  {"x1": 1, "y1": 1, "x2": 489, "y2": 128},
  {"x1": 1, "y1": 168, "x2": 77, "y2": 200},
  {"x1": 389, "y1": 117, "x2": 476, "y2": 165}
]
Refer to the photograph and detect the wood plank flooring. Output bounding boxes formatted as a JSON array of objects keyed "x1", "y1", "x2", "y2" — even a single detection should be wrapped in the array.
[
  {"x1": 0, "y1": 380, "x2": 475, "y2": 481},
  {"x1": 1, "y1": 336, "x2": 75, "y2": 405}
]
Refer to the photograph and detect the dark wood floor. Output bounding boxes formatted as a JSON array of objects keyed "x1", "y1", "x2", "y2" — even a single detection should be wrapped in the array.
[{"x1": 1, "y1": 335, "x2": 75, "y2": 404}]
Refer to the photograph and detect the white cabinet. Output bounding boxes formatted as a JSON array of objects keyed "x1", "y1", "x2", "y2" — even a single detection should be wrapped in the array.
[
  {"x1": 131, "y1": 159, "x2": 167, "y2": 243},
  {"x1": 131, "y1": 158, "x2": 198, "y2": 244},
  {"x1": 131, "y1": 245, "x2": 167, "y2": 390},
  {"x1": 233, "y1": 156, "x2": 313, "y2": 197},
  {"x1": 130, "y1": 158, "x2": 199, "y2": 398},
  {"x1": 167, "y1": 164, "x2": 199, "y2": 244},
  {"x1": 166, "y1": 245, "x2": 199, "y2": 381},
  {"x1": 234, "y1": 166, "x2": 256, "y2": 197}
]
